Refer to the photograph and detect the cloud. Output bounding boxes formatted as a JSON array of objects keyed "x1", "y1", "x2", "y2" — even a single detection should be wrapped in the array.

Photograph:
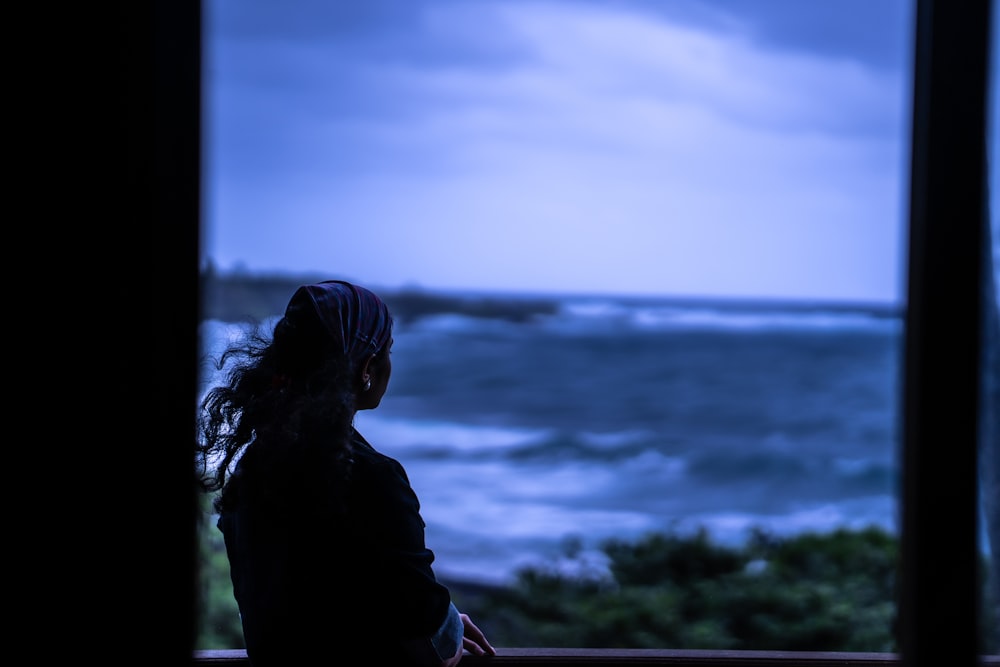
[{"x1": 205, "y1": 0, "x2": 910, "y2": 302}]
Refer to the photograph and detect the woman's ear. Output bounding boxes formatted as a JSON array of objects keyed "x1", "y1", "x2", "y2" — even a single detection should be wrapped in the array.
[{"x1": 359, "y1": 354, "x2": 376, "y2": 389}]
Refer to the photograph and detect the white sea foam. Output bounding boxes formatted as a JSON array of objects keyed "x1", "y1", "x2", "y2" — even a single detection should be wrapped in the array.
[
  {"x1": 533, "y1": 298, "x2": 903, "y2": 335},
  {"x1": 660, "y1": 498, "x2": 899, "y2": 548},
  {"x1": 629, "y1": 306, "x2": 899, "y2": 333},
  {"x1": 355, "y1": 412, "x2": 549, "y2": 453}
]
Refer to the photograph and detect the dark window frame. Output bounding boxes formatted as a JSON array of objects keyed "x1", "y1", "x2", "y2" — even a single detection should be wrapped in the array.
[{"x1": 132, "y1": 0, "x2": 996, "y2": 662}]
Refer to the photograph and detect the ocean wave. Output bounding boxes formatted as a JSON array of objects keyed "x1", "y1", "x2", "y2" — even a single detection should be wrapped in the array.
[
  {"x1": 358, "y1": 413, "x2": 688, "y2": 465},
  {"x1": 201, "y1": 300, "x2": 901, "y2": 351},
  {"x1": 667, "y1": 498, "x2": 899, "y2": 546},
  {"x1": 354, "y1": 413, "x2": 550, "y2": 454},
  {"x1": 426, "y1": 495, "x2": 899, "y2": 585},
  {"x1": 553, "y1": 300, "x2": 901, "y2": 334},
  {"x1": 397, "y1": 299, "x2": 903, "y2": 337}
]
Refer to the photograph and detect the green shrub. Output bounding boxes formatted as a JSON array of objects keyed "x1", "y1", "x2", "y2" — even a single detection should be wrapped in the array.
[
  {"x1": 459, "y1": 527, "x2": 900, "y2": 651},
  {"x1": 196, "y1": 519, "x2": 997, "y2": 653}
]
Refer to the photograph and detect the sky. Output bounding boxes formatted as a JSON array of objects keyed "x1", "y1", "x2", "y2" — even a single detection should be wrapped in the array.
[{"x1": 201, "y1": 0, "x2": 998, "y2": 305}]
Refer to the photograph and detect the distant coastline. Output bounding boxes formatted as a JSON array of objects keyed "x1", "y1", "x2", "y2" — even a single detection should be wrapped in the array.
[
  {"x1": 199, "y1": 268, "x2": 902, "y2": 325},
  {"x1": 200, "y1": 268, "x2": 565, "y2": 325}
]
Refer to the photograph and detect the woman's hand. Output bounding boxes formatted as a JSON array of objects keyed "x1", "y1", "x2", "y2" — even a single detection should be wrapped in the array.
[
  {"x1": 459, "y1": 612, "x2": 496, "y2": 657},
  {"x1": 441, "y1": 610, "x2": 496, "y2": 666}
]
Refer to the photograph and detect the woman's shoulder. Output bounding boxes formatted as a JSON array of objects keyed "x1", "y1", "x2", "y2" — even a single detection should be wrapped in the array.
[
  {"x1": 348, "y1": 431, "x2": 424, "y2": 521},
  {"x1": 350, "y1": 430, "x2": 410, "y2": 482}
]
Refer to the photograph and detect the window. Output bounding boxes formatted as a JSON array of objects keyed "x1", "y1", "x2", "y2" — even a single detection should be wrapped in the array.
[{"x1": 155, "y1": 0, "x2": 994, "y2": 661}]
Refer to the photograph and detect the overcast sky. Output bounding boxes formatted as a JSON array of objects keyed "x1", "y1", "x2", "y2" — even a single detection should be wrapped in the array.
[{"x1": 202, "y1": 0, "x2": 1000, "y2": 304}]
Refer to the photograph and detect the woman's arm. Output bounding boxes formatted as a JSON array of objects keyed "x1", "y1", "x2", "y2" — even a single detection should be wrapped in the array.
[{"x1": 358, "y1": 445, "x2": 496, "y2": 665}]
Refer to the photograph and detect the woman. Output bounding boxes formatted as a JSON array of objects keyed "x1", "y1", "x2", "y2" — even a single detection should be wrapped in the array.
[{"x1": 196, "y1": 279, "x2": 495, "y2": 666}]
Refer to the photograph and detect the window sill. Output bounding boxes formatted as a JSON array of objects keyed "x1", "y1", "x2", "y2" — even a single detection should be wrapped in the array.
[{"x1": 192, "y1": 648, "x2": 1000, "y2": 666}]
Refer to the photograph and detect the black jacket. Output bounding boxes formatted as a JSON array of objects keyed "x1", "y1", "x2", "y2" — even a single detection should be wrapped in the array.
[{"x1": 218, "y1": 430, "x2": 455, "y2": 665}]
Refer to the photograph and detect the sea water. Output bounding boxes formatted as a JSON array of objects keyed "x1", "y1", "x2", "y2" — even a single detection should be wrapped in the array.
[{"x1": 199, "y1": 294, "x2": 904, "y2": 585}]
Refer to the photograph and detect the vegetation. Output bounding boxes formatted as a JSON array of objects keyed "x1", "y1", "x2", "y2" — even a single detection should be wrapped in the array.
[
  {"x1": 192, "y1": 501, "x2": 1000, "y2": 653},
  {"x1": 447, "y1": 528, "x2": 900, "y2": 652},
  {"x1": 195, "y1": 495, "x2": 244, "y2": 650}
]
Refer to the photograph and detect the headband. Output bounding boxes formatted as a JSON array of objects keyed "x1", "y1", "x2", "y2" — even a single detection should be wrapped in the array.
[{"x1": 285, "y1": 280, "x2": 393, "y2": 364}]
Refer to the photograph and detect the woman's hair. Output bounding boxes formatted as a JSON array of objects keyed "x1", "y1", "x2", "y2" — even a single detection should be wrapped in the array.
[{"x1": 195, "y1": 281, "x2": 394, "y2": 515}]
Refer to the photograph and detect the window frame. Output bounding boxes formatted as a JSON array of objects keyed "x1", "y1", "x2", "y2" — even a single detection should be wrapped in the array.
[{"x1": 139, "y1": 0, "x2": 996, "y2": 661}]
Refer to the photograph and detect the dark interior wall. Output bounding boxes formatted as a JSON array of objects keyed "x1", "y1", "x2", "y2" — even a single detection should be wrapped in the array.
[{"x1": 111, "y1": 0, "x2": 201, "y2": 659}]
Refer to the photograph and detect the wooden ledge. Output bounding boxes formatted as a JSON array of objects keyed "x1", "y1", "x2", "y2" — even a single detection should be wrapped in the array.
[{"x1": 193, "y1": 648, "x2": 1000, "y2": 666}]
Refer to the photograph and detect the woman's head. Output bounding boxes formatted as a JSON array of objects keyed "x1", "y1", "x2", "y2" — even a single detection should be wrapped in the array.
[
  {"x1": 198, "y1": 279, "x2": 395, "y2": 508},
  {"x1": 281, "y1": 280, "x2": 394, "y2": 409}
]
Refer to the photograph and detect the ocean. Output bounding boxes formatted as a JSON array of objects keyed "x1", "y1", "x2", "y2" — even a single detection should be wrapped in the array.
[{"x1": 199, "y1": 293, "x2": 905, "y2": 586}]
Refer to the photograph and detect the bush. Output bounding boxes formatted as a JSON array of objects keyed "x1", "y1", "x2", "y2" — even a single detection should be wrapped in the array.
[
  {"x1": 196, "y1": 518, "x2": 997, "y2": 653},
  {"x1": 456, "y1": 527, "x2": 901, "y2": 651}
]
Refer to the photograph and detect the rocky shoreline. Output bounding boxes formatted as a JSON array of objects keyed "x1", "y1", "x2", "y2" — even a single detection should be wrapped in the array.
[{"x1": 200, "y1": 270, "x2": 560, "y2": 325}]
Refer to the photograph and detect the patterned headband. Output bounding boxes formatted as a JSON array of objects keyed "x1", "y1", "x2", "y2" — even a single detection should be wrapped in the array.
[{"x1": 285, "y1": 280, "x2": 393, "y2": 363}]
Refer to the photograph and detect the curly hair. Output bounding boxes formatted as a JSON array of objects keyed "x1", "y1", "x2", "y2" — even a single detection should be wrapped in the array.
[{"x1": 195, "y1": 283, "x2": 393, "y2": 517}]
